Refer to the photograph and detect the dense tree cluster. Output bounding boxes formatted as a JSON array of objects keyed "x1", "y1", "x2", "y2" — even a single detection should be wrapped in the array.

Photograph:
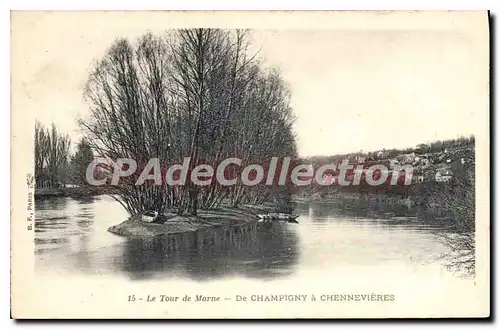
[
  {"x1": 34, "y1": 121, "x2": 71, "y2": 188},
  {"x1": 35, "y1": 121, "x2": 97, "y2": 189},
  {"x1": 70, "y1": 138, "x2": 95, "y2": 186},
  {"x1": 81, "y1": 29, "x2": 297, "y2": 215}
]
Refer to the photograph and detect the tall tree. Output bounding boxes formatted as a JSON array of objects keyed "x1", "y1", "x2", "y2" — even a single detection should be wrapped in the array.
[
  {"x1": 81, "y1": 29, "x2": 297, "y2": 216},
  {"x1": 34, "y1": 121, "x2": 71, "y2": 188},
  {"x1": 70, "y1": 138, "x2": 95, "y2": 186}
]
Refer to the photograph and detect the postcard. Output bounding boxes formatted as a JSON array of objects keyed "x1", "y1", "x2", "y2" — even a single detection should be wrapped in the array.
[{"x1": 11, "y1": 11, "x2": 490, "y2": 319}]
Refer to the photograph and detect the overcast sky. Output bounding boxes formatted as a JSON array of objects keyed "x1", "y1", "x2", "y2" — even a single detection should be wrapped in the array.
[{"x1": 12, "y1": 12, "x2": 488, "y2": 156}]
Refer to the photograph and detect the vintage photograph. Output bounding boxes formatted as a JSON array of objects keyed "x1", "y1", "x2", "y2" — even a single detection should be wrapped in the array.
[{"x1": 11, "y1": 11, "x2": 490, "y2": 318}]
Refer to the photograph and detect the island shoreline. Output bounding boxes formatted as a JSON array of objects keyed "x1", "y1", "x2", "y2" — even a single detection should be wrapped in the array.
[{"x1": 107, "y1": 205, "x2": 276, "y2": 237}]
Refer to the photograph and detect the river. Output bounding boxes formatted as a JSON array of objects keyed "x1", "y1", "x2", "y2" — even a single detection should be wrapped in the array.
[
  {"x1": 35, "y1": 195, "x2": 460, "y2": 280},
  {"x1": 32, "y1": 195, "x2": 480, "y2": 317}
]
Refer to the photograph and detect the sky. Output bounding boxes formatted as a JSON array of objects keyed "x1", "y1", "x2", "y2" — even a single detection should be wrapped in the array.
[
  {"x1": 12, "y1": 11, "x2": 489, "y2": 156},
  {"x1": 252, "y1": 28, "x2": 487, "y2": 155}
]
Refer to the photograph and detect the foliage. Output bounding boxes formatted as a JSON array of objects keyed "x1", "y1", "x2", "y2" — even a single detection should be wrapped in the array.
[
  {"x1": 436, "y1": 160, "x2": 475, "y2": 277},
  {"x1": 81, "y1": 30, "x2": 297, "y2": 215},
  {"x1": 70, "y1": 138, "x2": 95, "y2": 186},
  {"x1": 34, "y1": 121, "x2": 71, "y2": 188}
]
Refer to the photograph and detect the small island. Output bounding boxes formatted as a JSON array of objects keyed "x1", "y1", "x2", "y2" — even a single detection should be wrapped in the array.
[
  {"x1": 108, "y1": 205, "x2": 299, "y2": 237},
  {"x1": 108, "y1": 207, "x2": 258, "y2": 237}
]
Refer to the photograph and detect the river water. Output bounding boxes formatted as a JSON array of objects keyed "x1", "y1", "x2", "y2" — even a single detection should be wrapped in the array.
[
  {"x1": 32, "y1": 195, "x2": 482, "y2": 317},
  {"x1": 35, "y1": 195, "x2": 457, "y2": 281}
]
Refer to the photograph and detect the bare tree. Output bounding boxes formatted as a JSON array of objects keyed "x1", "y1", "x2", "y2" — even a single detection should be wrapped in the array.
[
  {"x1": 81, "y1": 29, "x2": 297, "y2": 217},
  {"x1": 34, "y1": 121, "x2": 71, "y2": 188},
  {"x1": 435, "y1": 150, "x2": 475, "y2": 277},
  {"x1": 34, "y1": 121, "x2": 50, "y2": 188},
  {"x1": 70, "y1": 138, "x2": 95, "y2": 186}
]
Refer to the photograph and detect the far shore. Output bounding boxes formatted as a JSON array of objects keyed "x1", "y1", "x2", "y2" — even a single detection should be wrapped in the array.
[{"x1": 293, "y1": 192, "x2": 415, "y2": 206}]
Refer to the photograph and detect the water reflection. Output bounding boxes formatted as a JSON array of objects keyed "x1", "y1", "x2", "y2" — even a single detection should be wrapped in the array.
[
  {"x1": 111, "y1": 222, "x2": 299, "y2": 280},
  {"x1": 297, "y1": 200, "x2": 447, "y2": 226},
  {"x1": 35, "y1": 197, "x2": 98, "y2": 254}
]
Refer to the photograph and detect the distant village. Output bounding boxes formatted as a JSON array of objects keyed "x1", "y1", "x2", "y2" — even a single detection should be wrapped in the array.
[{"x1": 303, "y1": 136, "x2": 475, "y2": 186}]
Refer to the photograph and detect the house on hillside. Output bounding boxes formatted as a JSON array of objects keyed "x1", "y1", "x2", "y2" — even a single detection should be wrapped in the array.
[
  {"x1": 420, "y1": 157, "x2": 431, "y2": 167},
  {"x1": 411, "y1": 169, "x2": 425, "y2": 183},
  {"x1": 389, "y1": 159, "x2": 400, "y2": 168},
  {"x1": 376, "y1": 150, "x2": 389, "y2": 159},
  {"x1": 435, "y1": 168, "x2": 453, "y2": 182},
  {"x1": 355, "y1": 155, "x2": 366, "y2": 164}
]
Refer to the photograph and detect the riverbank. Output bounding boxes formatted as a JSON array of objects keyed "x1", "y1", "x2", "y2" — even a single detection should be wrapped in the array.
[
  {"x1": 108, "y1": 205, "x2": 273, "y2": 237},
  {"x1": 35, "y1": 187, "x2": 102, "y2": 199},
  {"x1": 293, "y1": 192, "x2": 415, "y2": 207}
]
